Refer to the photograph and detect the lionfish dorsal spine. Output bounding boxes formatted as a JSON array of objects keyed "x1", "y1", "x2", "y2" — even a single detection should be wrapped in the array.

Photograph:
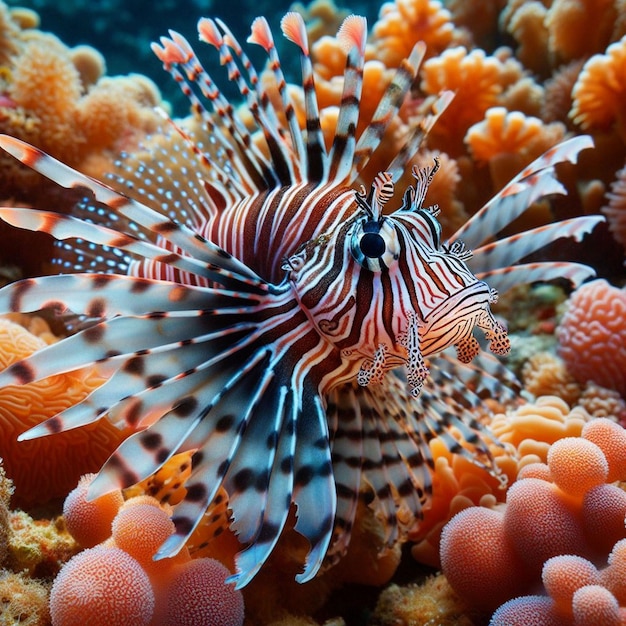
[
  {"x1": 280, "y1": 12, "x2": 327, "y2": 183},
  {"x1": 452, "y1": 135, "x2": 594, "y2": 249},
  {"x1": 247, "y1": 16, "x2": 308, "y2": 179},
  {"x1": 325, "y1": 15, "x2": 367, "y2": 184},
  {"x1": 348, "y1": 41, "x2": 427, "y2": 184},
  {"x1": 153, "y1": 30, "x2": 275, "y2": 192},
  {"x1": 201, "y1": 18, "x2": 297, "y2": 187}
]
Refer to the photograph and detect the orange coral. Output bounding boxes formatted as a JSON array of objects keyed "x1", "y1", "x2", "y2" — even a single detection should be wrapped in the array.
[
  {"x1": 465, "y1": 107, "x2": 566, "y2": 188},
  {"x1": 570, "y1": 36, "x2": 626, "y2": 141},
  {"x1": 368, "y1": 0, "x2": 457, "y2": 68},
  {"x1": 504, "y1": 1, "x2": 550, "y2": 76},
  {"x1": 546, "y1": 0, "x2": 617, "y2": 63},
  {"x1": 556, "y1": 279, "x2": 626, "y2": 397},
  {"x1": 420, "y1": 48, "x2": 510, "y2": 154},
  {"x1": 0, "y1": 316, "x2": 127, "y2": 508}
]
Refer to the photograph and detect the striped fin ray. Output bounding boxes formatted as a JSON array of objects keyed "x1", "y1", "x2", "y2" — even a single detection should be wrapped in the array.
[
  {"x1": 87, "y1": 348, "x2": 272, "y2": 498},
  {"x1": 0, "y1": 207, "x2": 264, "y2": 291},
  {"x1": 476, "y1": 261, "x2": 598, "y2": 294},
  {"x1": 325, "y1": 385, "x2": 364, "y2": 563},
  {"x1": 326, "y1": 15, "x2": 367, "y2": 183},
  {"x1": 0, "y1": 135, "x2": 265, "y2": 286},
  {"x1": 468, "y1": 216, "x2": 605, "y2": 275},
  {"x1": 281, "y1": 12, "x2": 327, "y2": 182},
  {"x1": 0, "y1": 304, "x2": 269, "y2": 387},
  {"x1": 0, "y1": 273, "x2": 259, "y2": 320},
  {"x1": 229, "y1": 384, "x2": 297, "y2": 587},
  {"x1": 152, "y1": 33, "x2": 274, "y2": 192},
  {"x1": 452, "y1": 135, "x2": 594, "y2": 249},
  {"x1": 348, "y1": 41, "x2": 427, "y2": 183},
  {"x1": 247, "y1": 16, "x2": 307, "y2": 177},
  {"x1": 386, "y1": 91, "x2": 454, "y2": 183},
  {"x1": 429, "y1": 350, "x2": 521, "y2": 404},
  {"x1": 200, "y1": 18, "x2": 296, "y2": 186},
  {"x1": 22, "y1": 326, "x2": 253, "y2": 437}
]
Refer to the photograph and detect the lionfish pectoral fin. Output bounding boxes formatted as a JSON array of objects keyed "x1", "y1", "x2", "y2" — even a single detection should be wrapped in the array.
[
  {"x1": 477, "y1": 309, "x2": 510, "y2": 357},
  {"x1": 398, "y1": 312, "x2": 429, "y2": 397},
  {"x1": 453, "y1": 135, "x2": 594, "y2": 250},
  {"x1": 0, "y1": 135, "x2": 266, "y2": 290},
  {"x1": 292, "y1": 391, "x2": 336, "y2": 583}
]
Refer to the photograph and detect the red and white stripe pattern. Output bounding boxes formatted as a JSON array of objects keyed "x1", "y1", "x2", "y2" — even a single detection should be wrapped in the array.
[{"x1": 0, "y1": 12, "x2": 603, "y2": 587}]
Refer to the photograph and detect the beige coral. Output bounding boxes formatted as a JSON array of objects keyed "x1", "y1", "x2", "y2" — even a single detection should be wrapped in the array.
[{"x1": 521, "y1": 351, "x2": 582, "y2": 407}]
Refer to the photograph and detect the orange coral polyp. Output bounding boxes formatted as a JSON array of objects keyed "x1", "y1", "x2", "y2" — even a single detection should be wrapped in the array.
[{"x1": 570, "y1": 36, "x2": 626, "y2": 137}]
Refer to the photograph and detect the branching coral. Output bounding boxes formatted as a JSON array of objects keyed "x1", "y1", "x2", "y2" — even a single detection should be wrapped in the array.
[{"x1": 466, "y1": 106, "x2": 566, "y2": 188}]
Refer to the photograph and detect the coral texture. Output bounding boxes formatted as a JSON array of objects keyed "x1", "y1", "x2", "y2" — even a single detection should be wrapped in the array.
[{"x1": 556, "y1": 279, "x2": 626, "y2": 397}]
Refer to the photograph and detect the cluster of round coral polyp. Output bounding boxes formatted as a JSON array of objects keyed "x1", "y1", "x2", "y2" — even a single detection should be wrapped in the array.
[
  {"x1": 440, "y1": 418, "x2": 626, "y2": 624},
  {"x1": 51, "y1": 474, "x2": 244, "y2": 626}
]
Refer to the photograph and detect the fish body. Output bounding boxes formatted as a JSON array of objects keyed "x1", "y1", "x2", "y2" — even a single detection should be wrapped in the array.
[{"x1": 0, "y1": 12, "x2": 603, "y2": 587}]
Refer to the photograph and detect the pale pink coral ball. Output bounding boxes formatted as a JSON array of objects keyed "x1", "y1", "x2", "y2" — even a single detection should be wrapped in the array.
[
  {"x1": 488, "y1": 595, "x2": 563, "y2": 626},
  {"x1": 556, "y1": 279, "x2": 626, "y2": 397},
  {"x1": 582, "y1": 418, "x2": 626, "y2": 482},
  {"x1": 50, "y1": 546, "x2": 154, "y2": 626},
  {"x1": 572, "y1": 585, "x2": 621, "y2": 626},
  {"x1": 541, "y1": 554, "x2": 599, "y2": 612},
  {"x1": 503, "y1": 478, "x2": 589, "y2": 574},
  {"x1": 160, "y1": 558, "x2": 244, "y2": 626}
]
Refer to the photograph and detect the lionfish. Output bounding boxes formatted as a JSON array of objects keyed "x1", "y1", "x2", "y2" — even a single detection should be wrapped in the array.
[{"x1": 0, "y1": 13, "x2": 602, "y2": 587}]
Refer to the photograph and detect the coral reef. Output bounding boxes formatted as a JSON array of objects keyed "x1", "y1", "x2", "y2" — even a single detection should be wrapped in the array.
[
  {"x1": 556, "y1": 279, "x2": 626, "y2": 397},
  {"x1": 0, "y1": 0, "x2": 625, "y2": 624},
  {"x1": 0, "y1": 315, "x2": 127, "y2": 508},
  {"x1": 54, "y1": 484, "x2": 244, "y2": 626},
  {"x1": 440, "y1": 417, "x2": 626, "y2": 623}
]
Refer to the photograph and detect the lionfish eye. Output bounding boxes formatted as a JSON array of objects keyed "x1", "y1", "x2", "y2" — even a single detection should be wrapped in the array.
[{"x1": 350, "y1": 218, "x2": 400, "y2": 272}]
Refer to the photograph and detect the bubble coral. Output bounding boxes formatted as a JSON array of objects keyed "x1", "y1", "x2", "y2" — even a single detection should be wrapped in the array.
[
  {"x1": 504, "y1": 478, "x2": 590, "y2": 575},
  {"x1": 0, "y1": 316, "x2": 126, "y2": 507},
  {"x1": 570, "y1": 35, "x2": 626, "y2": 142},
  {"x1": 541, "y1": 555, "x2": 600, "y2": 614},
  {"x1": 62, "y1": 473, "x2": 123, "y2": 548},
  {"x1": 488, "y1": 595, "x2": 565, "y2": 626},
  {"x1": 556, "y1": 279, "x2": 626, "y2": 397},
  {"x1": 546, "y1": 437, "x2": 608, "y2": 497},
  {"x1": 571, "y1": 585, "x2": 621, "y2": 626},
  {"x1": 581, "y1": 417, "x2": 626, "y2": 481},
  {"x1": 440, "y1": 507, "x2": 527, "y2": 611},
  {"x1": 49, "y1": 545, "x2": 154, "y2": 626},
  {"x1": 158, "y1": 558, "x2": 245, "y2": 626}
]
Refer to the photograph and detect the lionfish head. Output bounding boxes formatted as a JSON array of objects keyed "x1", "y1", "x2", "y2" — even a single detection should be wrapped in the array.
[{"x1": 284, "y1": 162, "x2": 510, "y2": 397}]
